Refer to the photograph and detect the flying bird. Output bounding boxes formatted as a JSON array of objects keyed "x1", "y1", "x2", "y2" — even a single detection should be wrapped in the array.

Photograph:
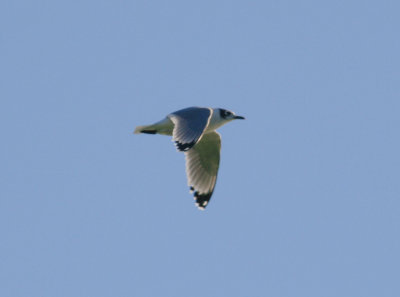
[{"x1": 134, "y1": 107, "x2": 245, "y2": 210}]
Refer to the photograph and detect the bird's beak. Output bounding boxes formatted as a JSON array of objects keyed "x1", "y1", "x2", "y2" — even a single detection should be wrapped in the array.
[{"x1": 234, "y1": 115, "x2": 245, "y2": 120}]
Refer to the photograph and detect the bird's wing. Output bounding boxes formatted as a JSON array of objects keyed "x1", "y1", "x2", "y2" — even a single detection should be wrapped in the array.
[
  {"x1": 168, "y1": 107, "x2": 212, "y2": 152},
  {"x1": 184, "y1": 131, "x2": 221, "y2": 210}
]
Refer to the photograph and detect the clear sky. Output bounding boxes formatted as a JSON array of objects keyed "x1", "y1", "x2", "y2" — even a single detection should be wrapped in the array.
[{"x1": 1, "y1": 1, "x2": 400, "y2": 296}]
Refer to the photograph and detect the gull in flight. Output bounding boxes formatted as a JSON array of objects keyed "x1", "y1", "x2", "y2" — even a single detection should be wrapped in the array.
[{"x1": 134, "y1": 107, "x2": 245, "y2": 210}]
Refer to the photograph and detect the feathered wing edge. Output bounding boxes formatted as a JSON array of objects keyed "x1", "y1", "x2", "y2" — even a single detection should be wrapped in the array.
[
  {"x1": 169, "y1": 107, "x2": 212, "y2": 152},
  {"x1": 184, "y1": 131, "x2": 221, "y2": 210}
]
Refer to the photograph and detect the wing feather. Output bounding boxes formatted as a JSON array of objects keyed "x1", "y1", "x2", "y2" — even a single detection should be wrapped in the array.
[
  {"x1": 168, "y1": 107, "x2": 212, "y2": 152},
  {"x1": 184, "y1": 131, "x2": 221, "y2": 209}
]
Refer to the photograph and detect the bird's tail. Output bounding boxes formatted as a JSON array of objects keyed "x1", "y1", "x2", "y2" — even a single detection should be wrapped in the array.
[{"x1": 134, "y1": 125, "x2": 157, "y2": 134}]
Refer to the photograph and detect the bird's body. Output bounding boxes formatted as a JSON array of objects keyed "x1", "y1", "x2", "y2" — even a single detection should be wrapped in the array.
[{"x1": 134, "y1": 107, "x2": 244, "y2": 210}]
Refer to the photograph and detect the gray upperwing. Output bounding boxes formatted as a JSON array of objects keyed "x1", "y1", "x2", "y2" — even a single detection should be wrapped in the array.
[
  {"x1": 168, "y1": 107, "x2": 212, "y2": 152},
  {"x1": 184, "y1": 131, "x2": 221, "y2": 209}
]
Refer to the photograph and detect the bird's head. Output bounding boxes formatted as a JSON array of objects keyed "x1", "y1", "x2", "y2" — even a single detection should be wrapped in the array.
[{"x1": 217, "y1": 108, "x2": 245, "y2": 122}]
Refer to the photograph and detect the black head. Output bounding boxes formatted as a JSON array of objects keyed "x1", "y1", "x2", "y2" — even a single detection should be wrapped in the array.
[
  {"x1": 219, "y1": 109, "x2": 233, "y2": 119},
  {"x1": 218, "y1": 108, "x2": 245, "y2": 120}
]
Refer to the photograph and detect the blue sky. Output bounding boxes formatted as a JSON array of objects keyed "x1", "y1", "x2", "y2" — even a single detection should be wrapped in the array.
[{"x1": 1, "y1": 1, "x2": 400, "y2": 296}]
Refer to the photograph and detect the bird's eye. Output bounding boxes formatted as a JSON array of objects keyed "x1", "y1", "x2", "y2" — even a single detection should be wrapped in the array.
[{"x1": 219, "y1": 109, "x2": 232, "y2": 118}]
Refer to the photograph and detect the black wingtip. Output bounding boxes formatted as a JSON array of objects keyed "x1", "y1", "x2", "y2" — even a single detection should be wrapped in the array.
[
  {"x1": 175, "y1": 140, "x2": 196, "y2": 152},
  {"x1": 193, "y1": 190, "x2": 213, "y2": 210}
]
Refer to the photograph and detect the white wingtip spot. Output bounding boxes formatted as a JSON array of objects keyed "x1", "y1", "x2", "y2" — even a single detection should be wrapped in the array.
[{"x1": 194, "y1": 202, "x2": 205, "y2": 210}]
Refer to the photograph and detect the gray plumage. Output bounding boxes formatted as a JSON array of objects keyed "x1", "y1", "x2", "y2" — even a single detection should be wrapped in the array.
[{"x1": 134, "y1": 106, "x2": 244, "y2": 210}]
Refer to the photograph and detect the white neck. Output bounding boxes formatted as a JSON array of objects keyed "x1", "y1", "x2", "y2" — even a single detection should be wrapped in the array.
[{"x1": 205, "y1": 109, "x2": 229, "y2": 132}]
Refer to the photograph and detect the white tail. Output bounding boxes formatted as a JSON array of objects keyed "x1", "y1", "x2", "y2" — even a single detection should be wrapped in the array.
[
  {"x1": 134, "y1": 117, "x2": 174, "y2": 135},
  {"x1": 134, "y1": 125, "x2": 157, "y2": 134}
]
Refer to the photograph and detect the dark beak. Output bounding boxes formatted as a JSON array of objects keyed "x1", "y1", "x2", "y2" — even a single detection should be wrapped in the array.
[{"x1": 234, "y1": 115, "x2": 245, "y2": 120}]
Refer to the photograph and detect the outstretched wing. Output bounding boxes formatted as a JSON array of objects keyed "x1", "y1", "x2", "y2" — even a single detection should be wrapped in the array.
[
  {"x1": 168, "y1": 107, "x2": 212, "y2": 152},
  {"x1": 184, "y1": 131, "x2": 221, "y2": 209}
]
